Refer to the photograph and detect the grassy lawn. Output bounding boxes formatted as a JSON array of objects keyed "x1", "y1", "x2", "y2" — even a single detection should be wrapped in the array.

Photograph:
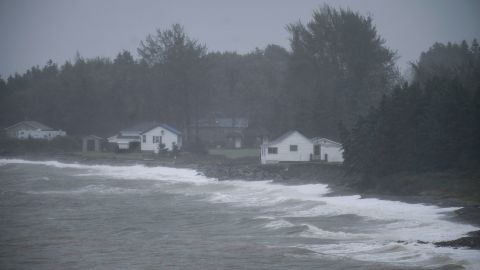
[
  {"x1": 75, "y1": 148, "x2": 260, "y2": 161},
  {"x1": 74, "y1": 151, "x2": 147, "y2": 160},
  {"x1": 208, "y1": 148, "x2": 260, "y2": 159}
]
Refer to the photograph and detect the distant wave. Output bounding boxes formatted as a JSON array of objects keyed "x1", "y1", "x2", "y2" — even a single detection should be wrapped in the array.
[{"x1": 27, "y1": 184, "x2": 142, "y2": 195}]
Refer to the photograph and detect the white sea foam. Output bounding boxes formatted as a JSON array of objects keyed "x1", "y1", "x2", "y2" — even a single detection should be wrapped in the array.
[
  {"x1": 263, "y1": 219, "x2": 295, "y2": 229},
  {"x1": 0, "y1": 158, "x2": 214, "y2": 184},
  {"x1": 2, "y1": 158, "x2": 479, "y2": 268},
  {"x1": 302, "y1": 242, "x2": 480, "y2": 269},
  {"x1": 298, "y1": 223, "x2": 370, "y2": 240},
  {"x1": 28, "y1": 184, "x2": 142, "y2": 195}
]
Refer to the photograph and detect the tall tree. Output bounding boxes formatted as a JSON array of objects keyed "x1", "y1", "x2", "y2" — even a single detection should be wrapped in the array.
[
  {"x1": 411, "y1": 39, "x2": 480, "y2": 93},
  {"x1": 342, "y1": 40, "x2": 480, "y2": 177},
  {"x1": 286, "y1": 5, "x2": 399, "y2": 138},
  {"x1": 138, "y1": 24, "x2": 208, "y2": 142}
]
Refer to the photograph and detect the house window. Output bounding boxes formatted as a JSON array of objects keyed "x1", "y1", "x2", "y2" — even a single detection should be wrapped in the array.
[
  {"x1": 153, "y1": 136, "x2": 162, "y2": 143},
  {"x1": 268, "y1": 147, "x2": 278, "y2": 154},
  {"x1": 314, "y1": 145, "x2": 320, "y2": 155},
  {"x1": 161, "y1": 130, "x2": 165, "y2": 135},
  {"x1": 142, "y1": 135, "x2": 146, "y2": 143},
  {"x1": 290, "y1": 145, "x2": 298, "y2": 152}
]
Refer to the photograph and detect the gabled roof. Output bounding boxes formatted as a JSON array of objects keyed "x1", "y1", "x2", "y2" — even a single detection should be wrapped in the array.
[
  {"x1": 159, "y1": 123, "x2": 182, "y2": 135},
  {"x1": 141, "y1": 123, "x2": 182, "y2": 135},
  {"x1": 83, "y1": 135, "x2": 104, "y2": 140},
  {"x1": 265, "y1": 130, "x2": 311, "y2": 146},
  {"x1": 5, "y1": 121, "x2": 53, "y2": 131},
  {"x1": 121, "y1": 121, "x2": 159, "y2": 133},
  {"x1": 310, "y1": 137, "x2": 342, "y2": 147}
]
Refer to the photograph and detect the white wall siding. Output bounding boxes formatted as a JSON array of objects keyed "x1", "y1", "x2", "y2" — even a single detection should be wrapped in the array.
[
  {"x1": 17, "y1": 129, "x2": 66, "y2": 140},
  {"x1": 311, "y1": 137, "x2": 344, "y2": 163},
  {"x1": 261, "y1": 131, "x2": 313, "y2": 164},
  {"x1": 141, "y1": 126, "x2": 181, "y2": 152},
  {"x1": 319, "y1": 145, "x2": 344, "y2": 162},
  {"x1": 107, "y1": 136, "x2": 140, "y2": 150}
]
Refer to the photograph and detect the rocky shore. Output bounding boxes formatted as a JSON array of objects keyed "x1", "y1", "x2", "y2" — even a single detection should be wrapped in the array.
[{"x1": 2, "y1": 152, "x2": 480, "y2": 249}]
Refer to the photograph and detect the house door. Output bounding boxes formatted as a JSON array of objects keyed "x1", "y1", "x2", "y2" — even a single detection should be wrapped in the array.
[
  {"x1": 234, "y1": 137, "x2": 242, "y2": 148},
  {"x1": 87, "y1": 139, "x2": 95, "y2": 151}
]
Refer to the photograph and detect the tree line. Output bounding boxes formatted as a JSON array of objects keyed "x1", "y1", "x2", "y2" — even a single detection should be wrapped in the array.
[
  {"x1": 2, "y1": 5, "x2": 477, "y2": 176},
  {"x1": 341, "y1": 40, "x2": 480, "y2": 176},
  {"x1": 0, "y1": 5, "x2": 397, "y2": 144}
]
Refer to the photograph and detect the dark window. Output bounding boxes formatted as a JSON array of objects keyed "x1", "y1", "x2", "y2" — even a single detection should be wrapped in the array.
[
  {"x1": 290, "y1": 145, "x2": 298, "y2": 152},
  {"x1": 314, "y1": 145, "x2": 320, "y2": 155},
  {"x1": 142, "y1": 135, "x2": 146, "y2": 143},
  {"x1": 268, "y1": 147, "x2": 278, "y2": 154}
]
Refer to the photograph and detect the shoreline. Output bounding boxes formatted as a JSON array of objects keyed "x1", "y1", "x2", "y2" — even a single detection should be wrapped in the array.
[{"x1": 1, "y1": 152, "x2": 480, "y2": 249}]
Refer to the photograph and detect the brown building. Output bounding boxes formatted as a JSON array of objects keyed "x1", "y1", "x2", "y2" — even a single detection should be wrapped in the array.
[
  {"x1": 82, "y1": 135, "x2": 104, "y2": 152},
  {"x1": 190, "y1": 117, "x2": 269, "y2": 148},
  {"x1": 191, "y1": 117, "x2": 249, "y2": 148}
]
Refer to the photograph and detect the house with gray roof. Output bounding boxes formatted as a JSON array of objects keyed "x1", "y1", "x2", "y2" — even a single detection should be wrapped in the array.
[
  {"x1": 191, "y1": 117, "x2": 250, "y2": 148},
  {"x1": 4, "y1": 121, "x2": 66, "y2": 140},
  {"x1": 108, "y1": 122, "x2": 181, "y2": 152}
]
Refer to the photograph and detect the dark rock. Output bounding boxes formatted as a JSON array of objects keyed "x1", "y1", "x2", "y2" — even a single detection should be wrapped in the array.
[{"x1": 434, "y1": 230, "x2": 480, "y2": 249}]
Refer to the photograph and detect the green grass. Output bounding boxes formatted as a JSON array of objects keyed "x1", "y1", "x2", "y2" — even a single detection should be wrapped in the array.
[
  {"x1": 77, "y1": 149, "x2": 260, "y2": 160},
  {"x1": 208, "y1": 148, "x2": 260, "y2": 159},
  {"x1": 74, "y1": 151, "x2": 146, "y2": 160}
]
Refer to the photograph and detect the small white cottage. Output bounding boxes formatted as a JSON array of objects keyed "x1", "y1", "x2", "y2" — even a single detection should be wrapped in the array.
[
  {"x1": 140, "y1": 124, "x2": 182, "y2": 152},
  {"x1": 108, "y1": 122, "x2": 181, "y2": 152},
  {"x1": 260, "y1": 130, "x2": 313, "y2": 164},
  {"x1": 260, "y1": 130, "x2": 344, "y2": 164},
  {"x1": 311, "y1": 137, "x2": 344, "y2": 163}
]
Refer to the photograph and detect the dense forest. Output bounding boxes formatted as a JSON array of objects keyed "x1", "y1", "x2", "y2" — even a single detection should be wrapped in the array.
[
  {"x1": 341, "y1": 40, "x2": 480, "y2": 176},
  {"x1": 0, "y1": 5, "x2": 478, "y2": 176},
  {"x1": 0, "y1": 6, "x2": 396, "y2": 141}
]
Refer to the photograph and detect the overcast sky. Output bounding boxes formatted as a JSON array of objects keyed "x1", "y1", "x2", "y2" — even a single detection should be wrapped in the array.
[{"x1": 1, "y1": 0, "x2": 479, "y2": 78}]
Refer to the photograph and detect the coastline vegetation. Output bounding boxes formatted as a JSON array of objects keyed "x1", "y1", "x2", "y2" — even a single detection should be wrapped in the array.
[{"x1": 0, "y1": 5, "x2": 479, "y2": 203}]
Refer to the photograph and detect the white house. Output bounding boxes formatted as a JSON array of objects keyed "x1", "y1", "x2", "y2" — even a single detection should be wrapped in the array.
[
  {"x1": 4, "y1": 121, "x2": 66, "y2": 140},
  {"x1": 108, "y1": 122, "x2": 182, "y2": 152},
  {"x1": 107, "y1": 134, "x2": 140, "y2": 150},
  {"x1": 108, "y1": 122, "x2": 158, "y2": 150},
  {"x1": 141, "y1": 124, "x2": 182, "y2": 152},
  {"x1": 260, "y1": 130, "x2": 344, "y2": 164},
  {"x1": 311, "y1": 137, "x2": 344, "y2": 163},
  {"x1": 261, "y1": 130, "x2": 314, "y2": 164}
]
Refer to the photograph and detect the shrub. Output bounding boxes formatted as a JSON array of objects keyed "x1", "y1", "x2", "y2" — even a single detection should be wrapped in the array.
[{"x1": 184, "y1": 137, "x2": 208, "y2": 155}]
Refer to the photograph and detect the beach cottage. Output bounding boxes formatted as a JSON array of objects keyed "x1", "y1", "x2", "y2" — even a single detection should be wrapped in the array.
[
  {"x1": 4, "y1": 121, "x2": 66, "y2": 140},
  {"x1": 82, "y1": 135, "x2": 104, "y2": 152},
  {"x1": 260, "y1": 130, "x2": 313, "y2": 164},
  {"x1": 311, "y1": 137, "x2": 344, "y2": 163},
  {"x1": 108, "y1": 122, "x2": 181, "y2": 152},
  {"x1": 260, "y1": 131, "x2": 344, "y2": 164},
  {"x1": 140, "y1": 124, "x2": 182, "y2": 152}
]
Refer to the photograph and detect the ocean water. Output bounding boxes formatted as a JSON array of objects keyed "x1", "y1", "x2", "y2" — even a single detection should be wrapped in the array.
[{"x1": 0, "y1": 159, "x2": 479, "y2": 270}]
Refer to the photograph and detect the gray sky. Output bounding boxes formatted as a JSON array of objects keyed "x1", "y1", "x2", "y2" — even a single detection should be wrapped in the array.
[{"x1": 1, "y1": 0, "x2": 479, "y2": 78}]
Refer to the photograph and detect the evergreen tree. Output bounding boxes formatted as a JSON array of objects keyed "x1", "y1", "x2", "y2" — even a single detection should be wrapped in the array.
[{"x1": 286, "y1": 5, "x2": 399, "y2": 138}]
